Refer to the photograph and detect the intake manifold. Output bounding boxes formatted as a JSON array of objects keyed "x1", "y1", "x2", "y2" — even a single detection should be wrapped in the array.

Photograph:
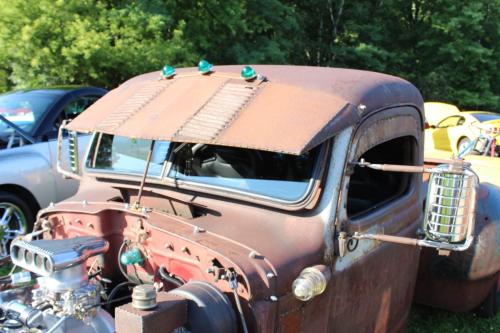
[{"x1": 10, "y1": 236, "x2": 109, "y2": 276}]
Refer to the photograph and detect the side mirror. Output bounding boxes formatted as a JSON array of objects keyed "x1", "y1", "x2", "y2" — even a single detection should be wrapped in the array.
[
  {"x1": 343, "y1": 158, "x2": 478, "y2": 256},
  {"x1": 421, "y1": 162, "x2": 478, "y2": 250},
  {"x1": 57, "y1": 121, "x2": 82, "y2": 180}
]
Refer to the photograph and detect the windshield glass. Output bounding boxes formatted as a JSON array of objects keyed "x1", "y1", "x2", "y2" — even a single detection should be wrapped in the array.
[
  {"x1": 86, "y1": 134, "x2": 322, "y2": 202},
  {"x1": 0, "y1": 90, "x2": 63, "y2": 135},
  {"x1": 471, "y1": 113, "x2": 500, "y2": 123}
]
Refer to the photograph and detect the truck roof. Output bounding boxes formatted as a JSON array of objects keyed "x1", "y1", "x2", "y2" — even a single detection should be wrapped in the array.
[{"x1": 67, "y1": 65, "x2": 423, "y2": 154}]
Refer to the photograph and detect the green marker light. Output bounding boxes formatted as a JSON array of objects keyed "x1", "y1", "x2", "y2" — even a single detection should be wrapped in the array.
[
  {"x1": 241, "y1": 66, "x2": 257, "y2": 80},
  {"x1": 162, "y1": 65, "x2": 176, "y2": 79},
  {"x1": 198, "y1": 59, "x2": 213, "y2": 74}
]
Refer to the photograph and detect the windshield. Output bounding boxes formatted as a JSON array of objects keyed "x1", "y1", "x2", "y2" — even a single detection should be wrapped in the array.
[
  {"x1": 0, "y1": 90, "x2": 63, "y2": 135},
  {"x1": 86, "y1": 134, "x2": 322, "y2": 202},
  {"x1": 470, "y1": 113, "x2": 500, "y2": 123}
]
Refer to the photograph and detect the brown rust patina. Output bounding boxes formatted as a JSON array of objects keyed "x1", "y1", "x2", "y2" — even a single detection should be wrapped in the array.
[
  {"x1": 66, "y1": 65, "x2": 422, "y2": 155},
  {"x1": 40, "y1": 65, "x2": 433, "y2": 332}
]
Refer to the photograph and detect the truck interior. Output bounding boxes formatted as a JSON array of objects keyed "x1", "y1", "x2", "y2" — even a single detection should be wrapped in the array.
[{"x1": 347, "y1": 136, "x2": 416, "y2": 217}]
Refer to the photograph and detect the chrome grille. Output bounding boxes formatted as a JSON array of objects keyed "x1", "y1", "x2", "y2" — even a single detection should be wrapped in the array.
[{"x1": 424, "y1": 166, "x2": 478, "y2": 244}]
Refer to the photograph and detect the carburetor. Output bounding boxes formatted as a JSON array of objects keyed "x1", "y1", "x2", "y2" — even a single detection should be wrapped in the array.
[{"x1": 1, "y1": 236, "x2": 114, "y2": 333}]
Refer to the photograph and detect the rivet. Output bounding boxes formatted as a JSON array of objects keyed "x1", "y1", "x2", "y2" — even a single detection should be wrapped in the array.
[
  {"x1": 194, "y1": 226, "x2": 205, "y2": 233},
  {"x1": 266, "y1": 272, "x2": 275, "y2": 279},
  {"x1": 82, "y1": 200, "x2": 88, "y2": 206},
  {"x1": 270, "y1": 295, "x2": 278, "y2": 302}
]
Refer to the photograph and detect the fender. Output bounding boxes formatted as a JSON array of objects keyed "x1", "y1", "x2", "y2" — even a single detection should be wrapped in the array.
[
  {"x1": 414, "y1": 181, "x2": 500, "y2": 311},
  {"x1": 0, "y1": 144, "x2": 57, "y2": 208}
]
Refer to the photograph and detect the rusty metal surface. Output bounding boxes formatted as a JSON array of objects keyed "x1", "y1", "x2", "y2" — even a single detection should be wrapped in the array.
[
  {"x1": 115, "y1": 291, "x2": 187, "y2": 333},
  {"x1": 414, "y1": 249, "x2": 499, "y2": 312},
  {"x1": 414, "y1": 173, "x2": 500, "y2": 311},
  {"x1": 40, "y1": 191, "x2": 324, "y2": 302},
  {"x1": 66, "y1": 65, "x2": 423, "y2": 155},
  {"x1": 40, "y1": 68, "x2": 436, "y2": 332}
]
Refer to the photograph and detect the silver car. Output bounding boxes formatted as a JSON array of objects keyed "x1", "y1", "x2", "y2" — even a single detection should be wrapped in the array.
[{"x1": 0, "y1": 87, "x2": 106, "y2": 254}]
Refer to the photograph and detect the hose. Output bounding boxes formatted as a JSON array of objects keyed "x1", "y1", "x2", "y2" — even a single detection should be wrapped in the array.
[
  {"x1": 106, "y1": 281, "x2": 136, "y2": 312},
  {"x1": 158, "y1": 266, "x2": 183, "y2": 287}
]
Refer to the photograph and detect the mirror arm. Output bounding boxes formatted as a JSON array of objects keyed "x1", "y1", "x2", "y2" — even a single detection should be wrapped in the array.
[
  {"x1": 350, "y1": 158, "x2": 470, "y2": 174},
  {"x1": 342, "y1": 158, "x2": 477, "y2": 257},
  {"x1": 349, "y1": 232, "x2": 473, "y2": 254}
]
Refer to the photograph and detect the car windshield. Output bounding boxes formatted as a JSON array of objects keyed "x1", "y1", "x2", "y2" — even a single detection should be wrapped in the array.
[
  {"x1": 0, "y1": 90, "x2": 63, "y2": 135},
  {"x1": 86, "y1": 134, "x2": 322, "y2": 202},
  {"x1": 470, "y1": 113, "x2": 500, "y2": 123}
]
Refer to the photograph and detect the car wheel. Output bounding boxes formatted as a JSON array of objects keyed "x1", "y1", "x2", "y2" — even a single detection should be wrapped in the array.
[
  {"x1": 457, "y1": 137, "x2": 472, "y2": 154},
  {"x1": 0, "y1": 191, "x2": 35, "y2": 255},
  {"x1": 476, "y1": 278, "x2": 499, "y2": 318}
]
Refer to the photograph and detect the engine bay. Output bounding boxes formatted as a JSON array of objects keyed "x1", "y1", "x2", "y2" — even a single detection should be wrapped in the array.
[{"x1": 0, "y1": 202, "x2": 255, "y2": 333}]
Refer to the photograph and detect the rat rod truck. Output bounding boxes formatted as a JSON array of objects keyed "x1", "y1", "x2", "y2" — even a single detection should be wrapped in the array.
[{"x1": 1, "y1": 65, "x2": 499, "y2": 333}]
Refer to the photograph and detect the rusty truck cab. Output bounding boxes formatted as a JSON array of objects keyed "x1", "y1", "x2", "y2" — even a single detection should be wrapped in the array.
[{"x1": 44, "y1": 65, "x2": 426, "y2": 333}]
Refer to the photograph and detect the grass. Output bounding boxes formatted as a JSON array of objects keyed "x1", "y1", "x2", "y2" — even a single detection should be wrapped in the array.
[
  {"x1": 1, "y1": 260, "x2": 499, "y2": 332},
  {"x1": 408, "y1": 304, "x2": 500, "y2": 333}
]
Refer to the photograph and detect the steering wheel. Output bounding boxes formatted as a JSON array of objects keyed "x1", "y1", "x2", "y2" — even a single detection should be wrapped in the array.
[{"x1": 191, "y1": 144, "x2": 262, "y2": 178}]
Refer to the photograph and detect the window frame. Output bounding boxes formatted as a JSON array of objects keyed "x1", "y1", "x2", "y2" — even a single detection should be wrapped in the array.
[
  {"x1": 437, "y1": 115, "x2": 464, "y2": 128},
  {"x1": 82, "y1": 132, "x2": 331, "y2": 210},
  {"x1": 338, "y1": 106, "x2": 423, "y2": 231}
]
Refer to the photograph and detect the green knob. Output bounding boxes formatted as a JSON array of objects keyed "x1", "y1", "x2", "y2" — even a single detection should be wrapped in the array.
[{"x1": 120, "y1": 248, "x2": 144, "y2": 265}]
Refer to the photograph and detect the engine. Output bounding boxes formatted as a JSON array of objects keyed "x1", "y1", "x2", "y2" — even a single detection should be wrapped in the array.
[
  {"x1": 1, "y1": 233, "x2": 239, "y2": 333},
  {"x1": 0, "y1": 236, "x2": 114, "y2": 333}
]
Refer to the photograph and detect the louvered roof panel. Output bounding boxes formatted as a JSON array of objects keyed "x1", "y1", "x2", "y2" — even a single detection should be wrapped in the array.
[{"x1": 67, "y1": 65, "x2": 423, "y2": 154}]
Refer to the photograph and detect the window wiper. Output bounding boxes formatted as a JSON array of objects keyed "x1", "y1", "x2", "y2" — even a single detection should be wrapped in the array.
[{"x1": 0, "y1": 114, "x2": 36, "y2": 144}]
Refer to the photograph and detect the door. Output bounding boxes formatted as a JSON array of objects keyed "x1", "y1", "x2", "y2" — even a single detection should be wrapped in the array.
[{"x1": 327, "y1": 107, "x2": 423, "y2": 333}]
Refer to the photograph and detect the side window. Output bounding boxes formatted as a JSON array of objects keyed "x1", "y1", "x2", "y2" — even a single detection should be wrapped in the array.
[
  {"x1": 346, "y1": 136, "x2": 415, "y2": 217},
  {"x1": 437, "y1": 116, "x2": 462, "y2": 128},
  {"x1": 59, "y1": 95, "x2": 100, "y2": 124},
  {"x1": 50, "y1": 95, "x2": 100, "y2": 139}
]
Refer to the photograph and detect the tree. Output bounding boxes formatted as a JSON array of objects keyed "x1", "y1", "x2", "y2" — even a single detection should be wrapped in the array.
[
  {"x1": 290, "y1": 0, "x2": 500, "y2": 110},
  {"x1": 0, "y1": 0, "x2": 498, "y2": 110},
  {"x1": 0, "y1": 0, "x2": 197, "y2": 90}
]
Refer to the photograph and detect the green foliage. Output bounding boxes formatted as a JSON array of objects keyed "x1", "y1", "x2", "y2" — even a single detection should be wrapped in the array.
[
  {"x1": 0, "y1": 0, "x2": 498, "y2": 110},
  {"x1": 289, "y1": 0, "x2": 500, "y2": 110},
  {"x1": 0, "y1": 0, "x2": 197, "y2": 90}
]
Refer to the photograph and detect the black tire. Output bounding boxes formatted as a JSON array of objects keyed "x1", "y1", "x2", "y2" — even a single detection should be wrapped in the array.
[
  {"x1": 0, "y1": 191, "x2": 35, "y2": 254},
  {"x1": 476, "y1": 279, "x2": 499, "y2": 318}
]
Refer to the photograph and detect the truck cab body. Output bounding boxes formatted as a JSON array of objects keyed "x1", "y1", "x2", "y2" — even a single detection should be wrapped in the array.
[{"x1": 5, "y1": 66, "x2": 498, "y2": 333}]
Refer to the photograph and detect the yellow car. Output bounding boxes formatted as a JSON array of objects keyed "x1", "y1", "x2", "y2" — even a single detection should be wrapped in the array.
[{"x1": 424, "y1": 102, "x2": 500, "y2": 155}]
